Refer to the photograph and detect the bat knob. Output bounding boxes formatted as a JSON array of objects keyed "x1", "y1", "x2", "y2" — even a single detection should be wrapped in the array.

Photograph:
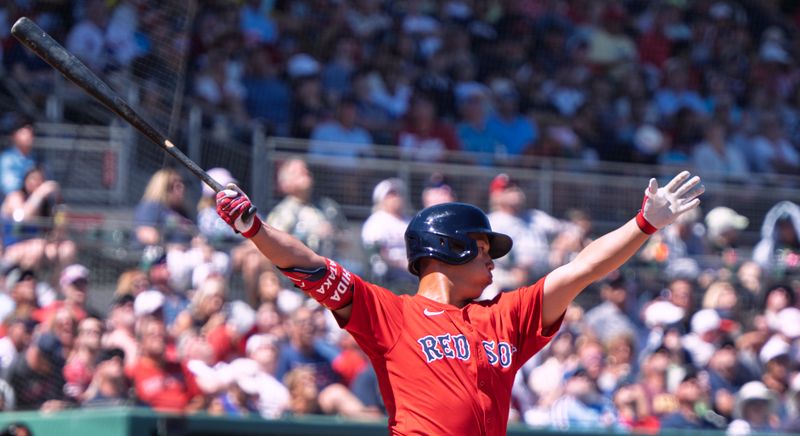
[{"x1": 242, "y1": 205, "x2": 258, "y2": 223}]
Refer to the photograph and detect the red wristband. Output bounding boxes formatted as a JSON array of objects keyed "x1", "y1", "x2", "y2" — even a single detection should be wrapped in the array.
[
  {"x1": 635, "y1": 210, "x2": 658, "y2": 234},
  {"x1": 241, "y1": 217, "x2": 262, "y2": 238}
]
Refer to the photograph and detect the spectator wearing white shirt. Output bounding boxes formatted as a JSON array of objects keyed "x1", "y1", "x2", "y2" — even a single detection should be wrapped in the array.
[
  {"x1": 361, "y1": 178, "x2": 414, "y2": 292},
  {"x1": 692, "y1": 122, "x2": 749, "y2": 182}
]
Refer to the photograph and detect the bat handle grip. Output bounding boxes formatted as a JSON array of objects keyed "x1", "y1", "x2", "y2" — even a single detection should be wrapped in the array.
[{"x1": 242, "y1": 205, "x2": 258, "y2": 223}]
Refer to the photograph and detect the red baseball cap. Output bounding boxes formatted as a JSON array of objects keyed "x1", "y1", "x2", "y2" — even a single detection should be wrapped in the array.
[{"x1": 489, "y1": 173, "x2": 518, "y2": 194}]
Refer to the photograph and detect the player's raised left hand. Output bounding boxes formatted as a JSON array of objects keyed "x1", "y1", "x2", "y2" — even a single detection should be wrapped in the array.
[{"x1": 635, "y1": 171, "x2": 704, "y2": 234}]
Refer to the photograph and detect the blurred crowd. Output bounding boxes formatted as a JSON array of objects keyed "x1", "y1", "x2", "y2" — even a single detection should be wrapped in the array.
[
  {"x1": 4, "y1": 0, "x2": 800, "y2": 179},
  {"x1": 0, "y1": 136, "x2": 796, "y2": 434},
  {"x1": 0, "y1": 0, "x2": 799, "y2": 434}
]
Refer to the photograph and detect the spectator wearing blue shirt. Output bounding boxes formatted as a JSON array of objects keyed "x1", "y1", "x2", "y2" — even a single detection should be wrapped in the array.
[
  {"x1": 309, "y1": 97, "x2": 374, "y2": 168},
  {"x1": 242, "y1": 47, "x2": 291, "y2": 135},
  {"x1": 0, "y1": 122, "x2": 37, "y2": 196},
  {"x1": 240, "y1": 0, "x2": 278, "y2": 45},
  {"x1": 486, "y1": 79, "x2": 538, "y2": 157},
  {"x1": 275, "y1": 306, "x2": 340, "y2": 391},
  {"x1": 456, "y1": 88, "x2": 504, "y2": 165}
]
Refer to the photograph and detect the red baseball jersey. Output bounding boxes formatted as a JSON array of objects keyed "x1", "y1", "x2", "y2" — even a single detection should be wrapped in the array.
[{"x1": 340, "y1": 273, "x2": 562, "y2": 435}]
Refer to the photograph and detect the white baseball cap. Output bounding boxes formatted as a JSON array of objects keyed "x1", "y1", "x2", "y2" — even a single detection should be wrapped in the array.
[
  {"x1": 134, "y1": 290, "x2": 165, "y2": 317},
  {"x1": 777, "y1": 307, "x2": 800, "y2": 339},
  {"x1": 759, "y1": 335, "x2": 791, "y2": 364},
  {"x1": 705, "y1": 207, "x2": 749, "y2": 239},
  {"x1": 691, "y1": 309, "x2": 721, "y2": 335},
  {"x1": 643, "y1": 300, "x2": 685, "y2": 328}
]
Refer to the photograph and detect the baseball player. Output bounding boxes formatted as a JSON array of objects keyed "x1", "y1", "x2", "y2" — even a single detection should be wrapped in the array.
[{"x1": 215, "y1": 170, "x2": 704, "y2": 435}]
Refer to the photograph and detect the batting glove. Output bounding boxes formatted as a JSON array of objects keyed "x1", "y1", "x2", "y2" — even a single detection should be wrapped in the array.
[
  {"x1": 216, "y1": 186, "x2": 262, "y2": 238},
  {"x1": 635, "y1": 171, "x2": 704, "y2": 234}
]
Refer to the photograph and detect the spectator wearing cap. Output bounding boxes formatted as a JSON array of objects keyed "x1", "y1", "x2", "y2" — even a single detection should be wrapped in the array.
[
  {"x1": 759, "y1": 336, "x2": 792, "y2": 397},
  {"x1": 361, "y1": 178, "x2": 415, "y2": 291},
  {"x1": 486, "y1": 78, "x2": 538, "y2": 158},
  {"x1": 397, "y1": 94, "x2": 460, "y2": 163},
  {"x1": 103, "y1": 293, "x2": 138, "y2": 371},
  {"x1": 421, "y1": 173, "x2": 456, "y2": 208},
  {"x1": 214, "y1": 358, "x2": 263, "y2": 417},
  {"x1": 549, "y1": 366, "x2": 618, "y2": 430},
  {"x1": 682, "y1": 309, "x2": 724, "y2": 368},
  {"x1": 486, "y1": 173, "x2": 571, "y2": 293},
  {"x1": 727, "y1": 381, "x2": 779, "y2": 435},
  {"x1": 33, "y1": 264, "x2": 100, "y2": 326},
  {"x1": 140, "y1": 247, "x2": 187, "y2": 328},
  {"x1": 129, "y1": 317, "x2": 201, "y2": 412},
  {"x1": 1, "y1": 268, "x2": 38, "y2": 325},
  {"x1": 0, "y1": 317, "x2": 35, "y2": 379},
  {"x1": 8, "y1": 308, "x2": 75, "y2": 410},
  {"x1": 246, "y1": 333, "x2": 290, "y2": 418},
  {"x1": 0, "y1": 121, "x2": 37, "y2": 196},
  {"x1": 659, "y1": 372, "x2": 719, "y2": 430},
  {"x1": 705, "y1": 207, "x2": 749, "y2": 259},
  {"x1": 63, "y1": 317, "x2": 104, "y2": 400},
  {"x1": 82, "y1": 348, "x2": 128, "y2": 407},
  {"x1": 753, "y1": 201, "x2": 800, "y2": 276}
]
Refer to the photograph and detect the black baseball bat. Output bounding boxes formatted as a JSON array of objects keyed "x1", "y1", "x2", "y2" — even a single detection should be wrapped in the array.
[{"x1": 10, "y1": 17, "x2": 257, "y2": 220}]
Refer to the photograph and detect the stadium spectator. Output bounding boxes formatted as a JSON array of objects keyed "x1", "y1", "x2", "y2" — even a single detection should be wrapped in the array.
[
  {"x1": 129, "y1": 316, "x2": 200, "y2": 412},
  {"x1": 487, "y1": 78, "x2": 538, "y2": 158},
  {"x1": 456, "y1": 88, "x2": 504, "y2": 164},
  {"x1": 420, "y1": 173, "x2": 456, "y2": 208},
  {"x1": 242, "y1": 47, "x2": 291, "y2": 136},
  {"x1": 727, "y1": 381, "x2": 780, "y2": 435},
  {"x1": 0, "y1": 317, "x2": 34, "y2": 380},
  {"x1": 8, "y1": 308, "x2": 75, "y2": 410},
  {"x1": 63, "y1": 317, "x2": 104, "y2": 400},
  {"x1": 139, "y1": 247, "x2": 187, "y2": 328},
  {"x1": 753, "y1": 201, "x2": 800, "y2": 278},
  {"x1": 0, "y1": 122, "x2": 37, "y2": 196},
  {"x1": 749, "y1": 114, "x2": 800, "y2": 175},
  {"x1": 172, "y1": 275, "x2": 233, "y2": 363},
  {"x1": 361, "y1": 178, "x2": 414, "y2": 291},
  {"x1": 81, "y1": 347, "x2": 128, "y2": 407},
  {"x1": 266, "y1": 158, "x2": 346, "y2": 259},
  {"x1": 196, "y1": 167, "x2": 241, "y2": 247},
  {"x1": 33, "y1": 264, "x2": 100, "y2": 326},
  {"x1": 397, "y1": 93, "x2": 460, "y2": 162},
  {"x1": 705, "y1": 207, "x2": 750, "y2": 259},
  {"x1": 245, "y1": 333, "x2": 290, "y2": 418},
  {"x1": 691, "y1": 122, "x2": 750, "y2": 182},
  {"x1": 275, "y1": 306, "x2": 339, "y2": 390},
  {"x1": 65, "y1": 0, "x2": 111, "y2": 72},
  {"x1": 583, "y1": 272, "x2": 637, "y2": 345},
  {"x1": 133, "y1": 168, "x2": 195, "y2": 248},
  {"x1": 309, "y1": 97, "x2": 374, "y2": 167},
  {"x1": 659, "y1": 372, "x2": 718, "y2": 430},
  {"x1": 102, "y1": 294, "x2": 138, "y2": 371},
  {"x1": 1, "y1": 167, "x2": 75, "y2": 273}
]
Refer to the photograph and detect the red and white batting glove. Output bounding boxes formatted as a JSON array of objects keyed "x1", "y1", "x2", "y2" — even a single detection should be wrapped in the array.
[
  {"x1": 635, "y1": 171, "x2": 704, "y2": 234},
  {"x1": 216, "y1": 186, "x2": 262, "y2": 238}
]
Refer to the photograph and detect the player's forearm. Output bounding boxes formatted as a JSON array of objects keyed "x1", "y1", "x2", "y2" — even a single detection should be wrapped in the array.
[
  {"x1": 569, "y1": 219, "x2": 649, "y2": 286},
  {"x1": 543, "y1": 219, "x2": 648, "y2": 327},
  {"x1": 249, "y1": 221, "x2": 326, "y2": 270}
]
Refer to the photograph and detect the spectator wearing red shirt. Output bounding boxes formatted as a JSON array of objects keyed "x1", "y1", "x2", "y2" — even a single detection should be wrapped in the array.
[
  {"x1": 397, "y1": 94, "x2": 460, "y2": 163},
  {"x1": 130, "y1": 317, "x2": 202, "y2": 412},
  {"x1": 33, "y1": 264, "x2": 101, "y2": 326}
]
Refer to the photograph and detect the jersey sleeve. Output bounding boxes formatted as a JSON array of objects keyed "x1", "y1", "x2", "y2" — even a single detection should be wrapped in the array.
[
  {"x1": 335, "y1": 274, "x2": 404, "y2": 358},
  {"x1": 502, "y1": 275, "x2": 564, "y2": 366}
]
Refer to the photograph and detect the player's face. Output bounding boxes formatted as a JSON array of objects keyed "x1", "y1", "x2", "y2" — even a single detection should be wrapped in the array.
[{"x1": 456, "y1": 234, "x2": 494, "y2": 295}]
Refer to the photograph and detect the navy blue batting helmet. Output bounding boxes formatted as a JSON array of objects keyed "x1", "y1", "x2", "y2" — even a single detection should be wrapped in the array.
[{"x1": 404, "y1": 202, "x2": 512, "y2": 276}]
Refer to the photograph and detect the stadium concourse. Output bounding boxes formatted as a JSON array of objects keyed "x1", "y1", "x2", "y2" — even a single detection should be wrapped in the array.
[{"x1": 0, "y1": 0, "x2": 799, "y2": 434}]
